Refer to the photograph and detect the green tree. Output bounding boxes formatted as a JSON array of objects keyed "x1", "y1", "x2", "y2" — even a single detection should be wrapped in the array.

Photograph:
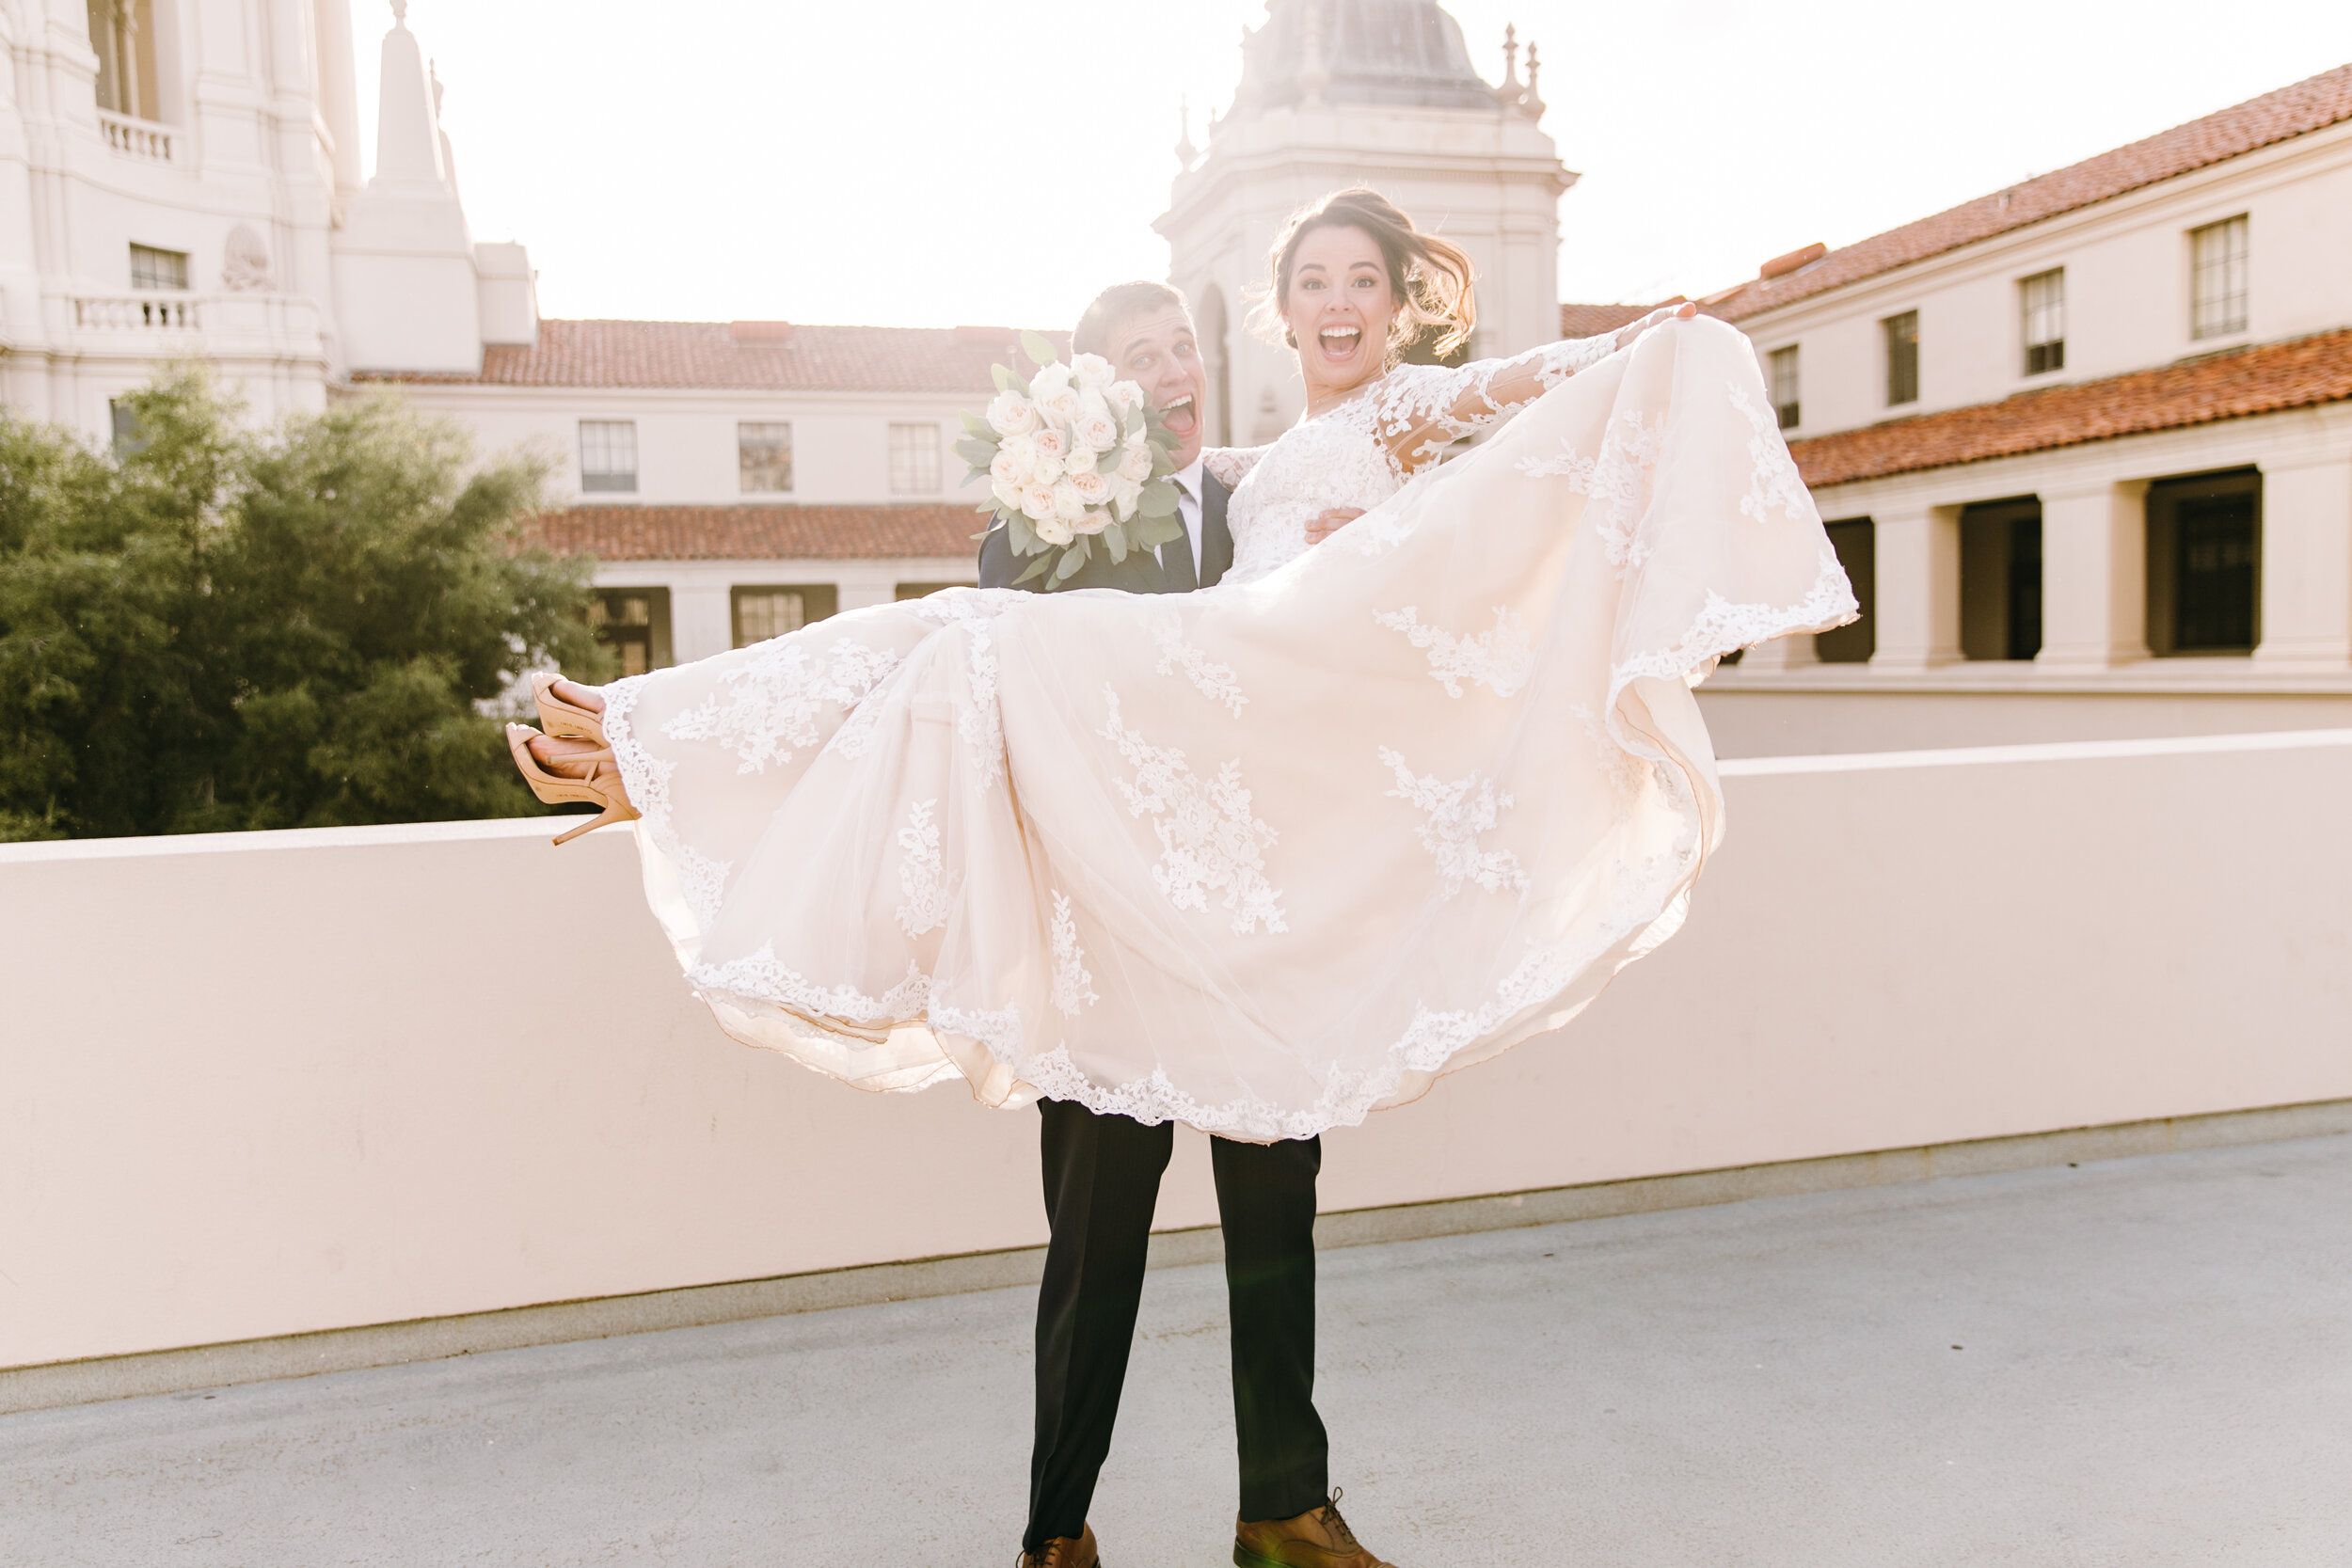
[{"x1": 0, "y1": 368, "x2": 612, "y2": 840}]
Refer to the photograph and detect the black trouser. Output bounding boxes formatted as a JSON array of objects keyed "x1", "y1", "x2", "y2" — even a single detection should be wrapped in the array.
[{"x1": 1025, "y1": 1098, "x2": 1328, "y2": 1552}]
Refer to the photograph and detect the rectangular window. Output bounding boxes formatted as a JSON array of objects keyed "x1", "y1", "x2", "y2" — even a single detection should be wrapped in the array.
[
  {"x1": 2146, "y1": 469, "x2": 2260, "y2": 655},
  {"x1": 2190, "y1": 216, "x2": 2249, "y2": 340},
  {"x1": 588, "y1": 588, "x2": 672, "y2": 676},
  {"x1": 1769, "y1": 345, "x2": 1801, "y2": 430},
  {"x1": 2021, "y1": 270, "x2": 2065, "y2": 374},
  {"x1": 579, "y1": 420, "x2": 638, "y2": 494},
  {"x1": 1959, "y1": 498, "x2": 2043, "y2": 660},
  {"x1": 1816, "y1": 519, "x2": 1876, "y2": 663},
  {"x1": 888, "y1": 423, "x2": 941, "y2": 495},
  {"x1": 129, "y1": 244, "x2": 187, "y2": 292},
  {"x1": 731, "y1": 584, "x2": 838, "y2": 647},
  {"x1": 1882, "y1": 312, "x2": 1919, "y2": 406},
  {"x1": 738, "y1": 422, "x2": 793, "y2": 493}
]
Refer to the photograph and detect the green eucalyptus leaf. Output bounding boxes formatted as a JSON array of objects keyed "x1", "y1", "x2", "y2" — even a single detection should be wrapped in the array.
[
  {"x1": 1102, "y1": 522, "x2": 1127, "y2": 564},
  {"x1": 1136, "y1": 482, "x2": 1180, "y2": 518},
  {"x1": 960, "y1": 409, "x2": 993, "y2": 437},
  {"x1": 1013, "y1": 552, "x2": 1055, "y2": 585},
  {"x1": 1022, "y1": 331, "x2": 1057, "y2": 368},
  {"x1": 954, "y1": 435, "x2": 997, "y2": 467}
]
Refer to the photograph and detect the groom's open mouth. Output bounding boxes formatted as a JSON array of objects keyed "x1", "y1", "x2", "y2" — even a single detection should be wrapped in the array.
[
  {"x1": 1159, "y1": 392, "x2": 1199, "y2": 440},
  {"x1": 1317, "y1": 324, "x2": 1364, "y2": 363}
]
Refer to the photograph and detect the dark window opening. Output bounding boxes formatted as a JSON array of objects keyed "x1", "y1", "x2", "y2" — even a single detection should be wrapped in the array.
[
  {"x1": 1883, "y1": 311, "x2": 1919, "y2": 406},
  {"x1": 895, "y1": 581, "x2": 975, "y2": 600},
  {"x1": 589, "y1": 588, "x2": 672, "y2": 675},
  {"x1": 2146, "y1": 469, "x2": 2260, "y2": 655},
  {"x1": 1816, "y1": 518, "x2": 1875, "y2": 663},
  {"x1": 732, "y1": 584, "x2": 837, "y2": 647},
  {"x1": 1959, "y1": 498, "x2": 2043, "y2": 660}
]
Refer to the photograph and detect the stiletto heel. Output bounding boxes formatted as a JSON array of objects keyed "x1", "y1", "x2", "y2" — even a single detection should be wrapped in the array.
[
  {"x1": 530, "y1": 672, "x2": 607, "y2": 743},
  {"x1": 505, "y1": 723, "x2": 639, "y2": 846}
]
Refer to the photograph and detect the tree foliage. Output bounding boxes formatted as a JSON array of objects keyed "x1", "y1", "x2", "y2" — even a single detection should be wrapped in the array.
[{"x1": 0, "y1": 369, "x2": 612, "y2": 840}]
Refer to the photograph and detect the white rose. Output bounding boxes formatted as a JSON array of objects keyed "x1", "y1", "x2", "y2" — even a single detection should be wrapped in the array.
[
  {"x1": 1029, "y1": 362, "x2": 1080, "y2": 420},
  {"x1": 1034, "y1": 512, "x2": 1074, "y2": 547},
  {"x1": 986, "y1": 389, "x2": 1039, "y2": 438},
  {"x1": 1053, "y1": 481, "x2": 1088, "y2": 524},
  {"x1": 1020, "y1": 481, "x2": 1058, "y2": 521},
  {"x1": 1075, "y1": 506, "x2": 1111, "y2": 536},
  {"x1": 1067, "y1": 470, "x2": 1112, "y2": 508},
  {"x1": 1071, "y1": 353, "x2": 1113, "y2": 391},
  {"x1": 1116, "y1": 441, "x2": 1152, "y2": 483},
  {"x1": 1029, "y1": 424, "x2": 1068, "y2": 467},
  {"x1": 1110, "y1": 474, "x2": 1142, "y2": 517},
  {"x1": 1071, "y1": 405, "x2": 1120, "y2": 452},
  {"x1": 1107, "y1": 380, "x2": 1145, "y2": 419},
  {"x1": 989, "y1": 446, "x2": 1026, "y2": 490},
  {"x1": 1063, "y1": 441, "x2": 1098, "y2": 479}
]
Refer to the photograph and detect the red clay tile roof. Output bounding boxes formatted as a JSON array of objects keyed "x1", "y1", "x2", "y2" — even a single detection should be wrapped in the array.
[
  {"x1": 358, "y1": 321, "x2": 1072, "y2": 394},
  {"x1": 520, "y1": 503, "x2": 982, "y2": 561},
  {"x1": 1710, "y1": 63, "x2": 2352, "y2": 322},
  {"x1": 1788, "y1": 328, "x2": 2352, "y2": 487},
  {"x1": 1560, "y1": 303, "x2": 1657, "y2": 338}
]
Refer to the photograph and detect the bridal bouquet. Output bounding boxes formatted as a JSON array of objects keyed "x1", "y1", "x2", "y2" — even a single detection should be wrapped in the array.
[{"x1": 957, "y1": 333, "x2": 1184, "y2": 588}]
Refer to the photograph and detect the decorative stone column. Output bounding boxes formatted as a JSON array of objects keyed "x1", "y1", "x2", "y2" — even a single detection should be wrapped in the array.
[
  {"x1": 2038, "y1": 480, "x2": 2150, "y2": 670},
  {"x1": 1867, "y1": 505, "x2": 1962, "y2": 672},
  {"x1": 2251, "y1": 450, "x2": 2352, "y2": 672}
]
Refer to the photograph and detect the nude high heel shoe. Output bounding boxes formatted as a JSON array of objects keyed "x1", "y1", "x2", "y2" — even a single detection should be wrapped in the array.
[
  {"x1": 505, "y1": 723, "x2": 640, "y2": 846},
  {"x1": 530, "y1": 672, "x2": 607, "y2": 744}
]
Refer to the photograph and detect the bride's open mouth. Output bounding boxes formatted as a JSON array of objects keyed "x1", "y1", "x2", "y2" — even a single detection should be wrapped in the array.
[
  {"x1": 1159, "y1": 392, "x2": 1199, "y2": 440},
  {"x1": 1317, "y1": 323, "x2": 1364, "y2": 365}
]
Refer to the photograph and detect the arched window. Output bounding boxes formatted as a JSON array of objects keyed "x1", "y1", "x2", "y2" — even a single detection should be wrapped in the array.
[
  {"x1": 1196, "y1": 286, "x2": 1232, "y2": 449},
  {"x1": 87, "y1": 0, "x2": 160, "y2": 119}
]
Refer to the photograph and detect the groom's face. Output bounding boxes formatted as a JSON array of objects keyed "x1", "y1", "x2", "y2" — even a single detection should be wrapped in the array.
[{"x1": 1106, "y1": 307, "x2": 1208, "y2": 468}]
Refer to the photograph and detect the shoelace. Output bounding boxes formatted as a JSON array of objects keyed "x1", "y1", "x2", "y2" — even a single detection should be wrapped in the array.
[{"x1": 1316, "y1": 1489, "x2": 1363, "y2": 1551}]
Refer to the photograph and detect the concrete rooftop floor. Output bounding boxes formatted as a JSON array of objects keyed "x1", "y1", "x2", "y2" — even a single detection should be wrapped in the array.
[{"x1": 5, "y1": 1132, "x2": 2349, "y2": 1566}]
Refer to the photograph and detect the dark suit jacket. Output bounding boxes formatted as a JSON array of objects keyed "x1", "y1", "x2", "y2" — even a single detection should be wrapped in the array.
[{"x1": 977, "y1": 470, "x2": 1232, "y2": 594}]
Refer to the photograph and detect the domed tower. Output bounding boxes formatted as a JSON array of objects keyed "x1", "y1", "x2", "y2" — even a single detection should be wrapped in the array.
[{"x1": 1157, "y1": 1, "x2": 1573, "y2": 445}]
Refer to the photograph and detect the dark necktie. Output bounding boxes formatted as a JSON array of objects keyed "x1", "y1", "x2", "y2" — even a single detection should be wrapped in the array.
[{"x1": 1160, "y1": 478, "x2": 1198, "y2": 592}]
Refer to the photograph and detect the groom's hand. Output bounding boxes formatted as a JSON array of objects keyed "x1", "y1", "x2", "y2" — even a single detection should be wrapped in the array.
[{"x1": 1306, "y1": 507, "x2": 1366, "y2": 545}]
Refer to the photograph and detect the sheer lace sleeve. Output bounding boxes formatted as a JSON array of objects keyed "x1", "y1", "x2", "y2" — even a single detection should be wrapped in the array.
[
  {"x1": 1202, "y1": 446, "x2": 1273, "y2": 490},
  {"x1": 1365, "y1": 332, "x2": 1620, "y2": 476}
]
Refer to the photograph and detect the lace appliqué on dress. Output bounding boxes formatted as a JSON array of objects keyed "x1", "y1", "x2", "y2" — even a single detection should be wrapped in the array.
[
  {"x1": 904, "y1": 590, "x2": 1026, "y2": 791},
  {"x1": 1378, "y1": 747, "x2": 1529, "y2": 899},
  {"x1": 895, "y1": 800, "x2": 950, "y2": 939},
  {"x1": 662, "y1": 637, "x2": 900, "y2": 775},
  {"x1": 689, "y1": 943, "x2": 930, "y2": 1034},
  {"x1": 1727, "y1": 385, "x2": 1815, "y2": 525},
  {"x1": 1152, "y1": 615, "x2": 1248, "y2": 717},
  {"x1": 1048, "y1": 893, "x2": 1099, "y2": 1017},
  {"x1": 1374, "y1": 606, "x2": 1532, "y2": 698},
  {"x1": 1518, "y1": 406, "x2": 1666, "y2": 571},
  {"x1": 1100, "y1": 688, "x2": 1287, "y2": 936}
]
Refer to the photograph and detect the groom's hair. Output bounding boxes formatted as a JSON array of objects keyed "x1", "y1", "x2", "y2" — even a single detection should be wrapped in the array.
[{"x1": 1073, "y1": 281, "x2": 1189, "y2": 360}]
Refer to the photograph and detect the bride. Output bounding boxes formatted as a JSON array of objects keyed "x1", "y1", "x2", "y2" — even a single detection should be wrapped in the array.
[{"x1": 509, "y1": 189, "x2": 1855, "y2": 1143}]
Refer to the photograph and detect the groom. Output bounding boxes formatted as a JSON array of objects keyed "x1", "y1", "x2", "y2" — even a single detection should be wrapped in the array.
[{"x1": 978, "y1": 282, "x2": 1394, "y2": 1568}]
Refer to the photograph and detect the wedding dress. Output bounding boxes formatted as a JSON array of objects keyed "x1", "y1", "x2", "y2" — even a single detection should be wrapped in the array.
[{"x1": 598, "y1": 316, "x2": 1854, "y2": 1141}]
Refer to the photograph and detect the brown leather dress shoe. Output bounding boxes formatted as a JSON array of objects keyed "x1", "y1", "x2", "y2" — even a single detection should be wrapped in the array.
[
  {"x1": 1018, "y1": 1521, "x2": 1101, "y2": 1568},
  {"x1": 1233, "y1": 1489, "x2": 1398, "y2": 1568}
]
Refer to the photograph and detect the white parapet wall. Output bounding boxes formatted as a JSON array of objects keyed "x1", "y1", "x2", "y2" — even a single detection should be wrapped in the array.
[{"x1": 4, "y1": 732, "x2": 2350, "y2": 1372}]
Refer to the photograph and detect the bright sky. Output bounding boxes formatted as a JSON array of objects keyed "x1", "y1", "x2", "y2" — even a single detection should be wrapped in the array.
[{"x1": 355, "y1": 1, "x2": 2352, "y2": 331}]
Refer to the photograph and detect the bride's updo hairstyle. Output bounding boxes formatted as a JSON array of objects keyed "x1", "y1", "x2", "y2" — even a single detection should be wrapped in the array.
[{"x1": 1248, "y1": 187, "x2": 1478, "y2": 369}]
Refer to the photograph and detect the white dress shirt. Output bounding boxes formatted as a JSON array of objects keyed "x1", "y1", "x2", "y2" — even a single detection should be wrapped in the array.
[{"x1": 1170, "y1": 456, "x2": 1205, "y2": 581}]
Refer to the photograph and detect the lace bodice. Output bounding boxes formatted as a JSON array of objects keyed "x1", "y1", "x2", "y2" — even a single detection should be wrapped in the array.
[{"x1": 1207, "y1": 330, "x2": 1621, "y2": 585}]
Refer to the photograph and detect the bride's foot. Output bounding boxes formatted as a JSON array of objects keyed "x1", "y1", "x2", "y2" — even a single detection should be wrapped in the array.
[
  {"x1": 530, "y1": 672, "x2": 608, "y2": 742},
  {"x1": 504, "y1": 723, "x2": 639, "y2": 846}
]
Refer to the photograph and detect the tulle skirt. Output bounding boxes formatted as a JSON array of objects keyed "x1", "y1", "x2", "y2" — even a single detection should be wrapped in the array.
[{"x1": 601, "y1": 317, "x2": 1855, "y2": 1141}]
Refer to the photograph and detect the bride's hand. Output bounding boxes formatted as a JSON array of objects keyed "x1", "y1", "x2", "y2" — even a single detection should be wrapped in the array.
[
  {"x1": 1307, "y1": 507, "x2": 1366, "y2": 545},
  {"x1": 1613, "y1": 299, "x2": 1699, "y2": 351}
]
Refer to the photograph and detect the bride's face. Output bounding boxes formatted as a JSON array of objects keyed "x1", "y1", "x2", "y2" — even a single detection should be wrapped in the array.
[{"x1": 1284, "y1": 224, "x2": 1395, "y2": 392}]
